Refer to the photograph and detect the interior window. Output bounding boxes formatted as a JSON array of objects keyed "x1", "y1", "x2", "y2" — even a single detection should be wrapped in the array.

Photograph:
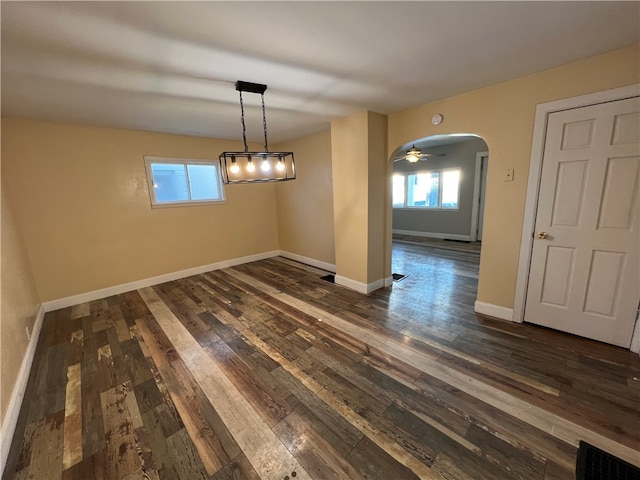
[
  {"x1": 145, "y1": 157, "x2": 225, "y2": 207},
  {"x1": 393, "y1": 169, "x2": 460, "y2": 209}
]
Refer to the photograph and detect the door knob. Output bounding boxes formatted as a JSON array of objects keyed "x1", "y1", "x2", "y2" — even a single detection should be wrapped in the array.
[{"x1": 537, "y1": 231, "x2": 548, "y2": 239}]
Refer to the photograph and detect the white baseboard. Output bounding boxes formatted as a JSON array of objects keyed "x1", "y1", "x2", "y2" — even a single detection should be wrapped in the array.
[
  {"x1": 334, "y1": 275, "x2": 385, "y2": 294},
  {"x1": 384, "y1": 276, "x2": 394, "y2": 287},
  {"x1": 278, "y1": 251, "x2": 336, "y2": 273},
  {"x1": 1, "y1": 304, "x2": 46, "y2": 475},
  {"x1": 474, "y1": 300, "x2": 515, "y2": 322},
  {"x1": 42, "y1": 250, "x2": 281, "y2": 312},
  {"x1": 392, "y1": 229, "x2": 472, "y2": 242}
]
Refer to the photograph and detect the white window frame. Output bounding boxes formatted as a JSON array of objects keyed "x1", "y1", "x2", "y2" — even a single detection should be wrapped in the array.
[
  {"x1": 144, "y1": 156, "x2": 226, "y2": 208},
  {"x1": 393, "y1": 168, "x2": 461, "y2": 210}
]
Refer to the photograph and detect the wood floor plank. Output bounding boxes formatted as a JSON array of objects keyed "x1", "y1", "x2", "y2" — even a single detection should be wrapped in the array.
[
  {"x1": 164, "y1": 429, "x2": 208, "y2": 480},
  {"x1": 463, "y1": 422, "x2": 546, "y2": 480},
  {"x1": 6, "y1": 241, "x2": 640, "y2": 480},
  {"x1": 412, "y1": 372, "x2": 577, "y2": 471},
  {"x1": 157, "y1": 358, "x2": 232, "y2": 476},
  {"x1": 71, "y1": 303, "x2": 91, "y2": 320},
  {"x1": 141, "y1": 404, "x2": 184, "y2": 479},
  {"x1": 263, "y1": 349, "x2": 439, "y2": 478},
  {"x1": 100, "y1": 382, "x2": 144, "y2": 479},
  {"x1": 138, "y1": 286, "x2": 313, "y2": 480},
  {"x1": 273, "y1": 412, "x2": 365, "y2": 480},
  {"x1": 97, "y1": 343, "x2": 118, "y2": 392},
  {"x1": 401, "y1": 328, "x2": 561, "y2": 396},
  {"x1": 131, "y1": 426, "x2": 161, "y2": 480},
  {"x1": 111, "y1": 305, "x2": 132, "y2": 343},
  {"x1": 67, "y1": 329, "x2": 84, "y2": 365},
  {"x1": 191, "y1": 328, "x2": 294, "y2": 429},
  {"x1": 210, "y1": 452, "x2": 261, "y2": 480},
  {"x1": 25, "y1": 410, "x2": 65, "y2": 480},
  {"x1": 542, "y1": 460, "x2": 574, "y2": 480},
  {"x1": 26, "y1": 341, "x2": 68, "y2": 425},
  {"x1": 81, "y1": 387, "x2": 105, "y2": 460},
  {"x1": 270, "y1": 366, "x2": 363, "y2": 456},
  {"x1": 345, "y1": 437, "x2": 422, "y2": 480},
  {"x1": 116, "y1": 338, "x2": 154, "y2": 387},
  {"x1": 224, "y1": 265, "x2": 640, "y2": 467},
  {"x1": 62, "y1": 362, "x2": 83, "y2": 470},
  {"x1": 358, "y1": 404, "x2": 438, "y2": 468}
]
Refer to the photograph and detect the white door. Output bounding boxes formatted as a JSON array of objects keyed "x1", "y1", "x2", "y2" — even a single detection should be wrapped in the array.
[{"x1": 525, "y1": 96, "x2": 640, "y2": 347}]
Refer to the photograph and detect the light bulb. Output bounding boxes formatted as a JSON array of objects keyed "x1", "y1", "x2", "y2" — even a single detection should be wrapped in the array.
[
  {"x1": 260, "y1": 158, "x2": 271, "y2": 172},
  {"x1": 276, "y1": 160, "x2": 285, "y2": 172},
  {"x1": 230, "y1": 162, "x2": 240, "y2": 174},
  {"x1": 406, "y1": 146, "x2": 421, "y2": 163},
  {"x1": 246, "y1": 160, "x2": 255, "y2": 172}
]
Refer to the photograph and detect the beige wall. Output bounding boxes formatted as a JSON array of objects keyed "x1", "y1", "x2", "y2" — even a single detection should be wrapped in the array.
[
  {"x1": 2, "y1": 119, "x2": 280, "y2": 301},
  {"x1": 331, "y1": 112, "x2": 369, "y2": 283},
  {"x1": 1, "y1": 182, "x2": 41, "y2": 423},
  {"x1": 331, "y1": 111, "x2": 388, "y2": 286},
  {"x1": 388, "y1": 44, "x2": 640, "y2": 308},
  {"x1": 274, "y1": 130, "x2": 335, "y2": 266},
  {"x1": 366, "y1": 112, "x2": 388, "y2": 284}
]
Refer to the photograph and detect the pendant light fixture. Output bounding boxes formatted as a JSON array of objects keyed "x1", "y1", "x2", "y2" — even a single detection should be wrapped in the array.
[{"x1": 219, "y1": 81, "x2": 295, "y2": 184}]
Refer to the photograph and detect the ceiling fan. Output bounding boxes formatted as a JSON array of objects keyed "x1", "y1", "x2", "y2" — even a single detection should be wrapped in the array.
[{"x1": 393, "y1": 145, "x2": 446, "y2": 163}]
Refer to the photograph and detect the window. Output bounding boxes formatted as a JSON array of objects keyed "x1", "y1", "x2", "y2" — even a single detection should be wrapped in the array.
[
  {"x1": 393, "y1": 169, "x2": 460, "y2": 209},
  {"x1": 145, "y1": 157, "x2": 225, "y2": 207}
]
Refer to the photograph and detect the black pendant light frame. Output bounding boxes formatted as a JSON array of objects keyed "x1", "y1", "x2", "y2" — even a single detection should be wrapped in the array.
[{"x1": 219, "y1": 81, "x2": 296, "y2": 184}]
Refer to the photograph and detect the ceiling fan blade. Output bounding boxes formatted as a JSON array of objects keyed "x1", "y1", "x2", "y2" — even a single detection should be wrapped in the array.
[
  {"x1": 393, "y1": 157, "x2": 405, "y2": 162},
  {"x1": 419, "y1": 153, "x2": 447, "y2": 158}
]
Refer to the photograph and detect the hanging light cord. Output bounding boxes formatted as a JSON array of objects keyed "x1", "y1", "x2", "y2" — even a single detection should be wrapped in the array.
[
  {"x1": 239, "y1": 89, "x2": 269, "y2": 153},
  {"x1": 238, "y1": 90, "x2": 249, "y2": 153},
  {"x1": 261, "y1": 93, "x2": 269, "y2": 152}
]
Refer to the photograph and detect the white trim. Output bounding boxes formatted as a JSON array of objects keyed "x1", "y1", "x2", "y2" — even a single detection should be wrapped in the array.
[
  {"x1": 470, "y1": 154, "x2": 482, "y2": 242},
  {"x1": 392, "y1": 229, "x2": 472, "y2": 242},
  {"x1": 474, "y1": 300, "x2": 514, "y2": 322},
  {"x1": 470, "y1": 151, "x2": 489, "y2": 242},
  {"x1": 631, "y1": 314, "x2": 640, "y2": 354},
  {"x1": 513, "y1": 84, "x2": 640, "y2": 328},
  {"x1": 144, "y1": 156, "x2": 226, "y2": 208},
  {"x1": 384, "y1": 276, "x2": 394, "y2": 287},
  {"x1": 1, "y1": 305, "x2": 45, "y2": 475},
  {"x1": 334, "y1": 275, "x2": 385, "y2": 294},
  {"x1": 278, "y1": 251, "x2": 336, "y2": 273},
  {"x1": 42, "y1": 251, "x2": 280, "y2": 312}
]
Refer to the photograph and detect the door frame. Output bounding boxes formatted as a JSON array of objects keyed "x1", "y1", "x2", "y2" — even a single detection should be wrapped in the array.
[
  {"x1": 470, "y1": 151, "x2": 489, "y2": 242},
  {"x1": 512, "y1": 84, "x2": 640, "y2": 351}
]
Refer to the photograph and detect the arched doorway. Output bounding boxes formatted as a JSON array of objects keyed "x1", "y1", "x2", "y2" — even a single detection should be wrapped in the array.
[{"x1": 386, "y1": 134, "x2": 489, "y2": 315}]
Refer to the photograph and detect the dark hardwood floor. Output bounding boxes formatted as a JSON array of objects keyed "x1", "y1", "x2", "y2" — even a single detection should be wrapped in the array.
[{"x1": 3, "y1": 241, "x2": 639, "y2": 479}]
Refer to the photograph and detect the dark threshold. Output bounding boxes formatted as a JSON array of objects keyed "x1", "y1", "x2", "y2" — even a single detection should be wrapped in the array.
[{"x1": 320, "y1": 274, "x2": 407, "y2": 283}]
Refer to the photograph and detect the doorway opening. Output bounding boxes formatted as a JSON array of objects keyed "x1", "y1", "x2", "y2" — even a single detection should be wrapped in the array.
[{"x1": 388, "y1": 134, "x2": 489, "y2": 319}]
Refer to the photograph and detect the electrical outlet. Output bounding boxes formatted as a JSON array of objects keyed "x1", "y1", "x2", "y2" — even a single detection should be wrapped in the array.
[{"x1": 504, "y1": 168, "x2": 514, "y2": 182}]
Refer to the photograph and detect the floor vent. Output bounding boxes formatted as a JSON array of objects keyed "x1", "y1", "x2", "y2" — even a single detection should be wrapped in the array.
[
  {"x1": 392, "y1": 273, "x2": 407, "y2": 282},
  {"x1": 576, "y1": 441, "x2": 640, "y2": 480}
]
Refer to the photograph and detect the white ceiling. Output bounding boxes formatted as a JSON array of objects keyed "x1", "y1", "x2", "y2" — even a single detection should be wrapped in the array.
[{"x1": 2, "y1": 2, "x2": 638, "y2": 144}]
